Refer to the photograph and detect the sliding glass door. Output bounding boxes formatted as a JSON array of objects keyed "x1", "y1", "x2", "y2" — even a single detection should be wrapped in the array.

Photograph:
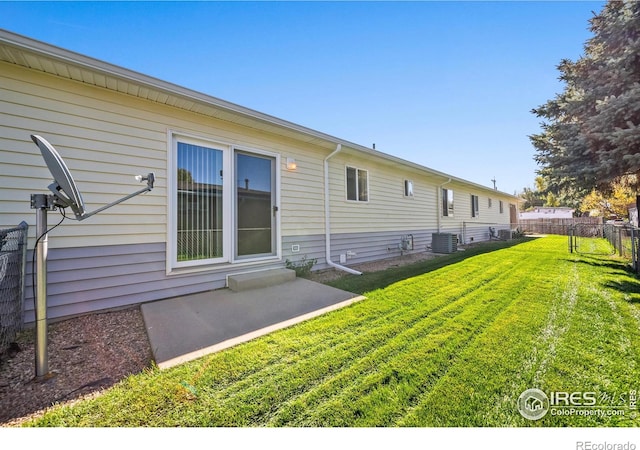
[{"x1": 172, "y1": 134, "x2": 279, "y2": 270}]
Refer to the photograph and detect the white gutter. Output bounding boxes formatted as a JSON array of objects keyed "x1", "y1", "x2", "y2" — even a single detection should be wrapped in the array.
[
  {"x1": 437, "y1": 178, "x2": 452, "y2": 233},
  {"x1": 324, "y1": 144, "x2": 362, "y2": 276}
]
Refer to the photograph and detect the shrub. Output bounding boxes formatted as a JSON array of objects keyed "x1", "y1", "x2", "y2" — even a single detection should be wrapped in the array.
[{"x1": 285, "y1": 255, "x2": 317, "y2": 278}]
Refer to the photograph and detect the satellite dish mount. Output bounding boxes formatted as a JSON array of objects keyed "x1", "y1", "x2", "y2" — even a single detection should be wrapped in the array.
[{"x1": 29, "y1": 135, "x2": 155, "y2": 380}]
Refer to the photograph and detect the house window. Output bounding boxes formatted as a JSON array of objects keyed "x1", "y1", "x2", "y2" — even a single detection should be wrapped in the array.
[
  {"x1": 499, "y1": 200, "x2": 504, "y2": 214},
  {"x1": 346, "y1": 166, "x2": 368, "y2": 202},
  {"x1": 404, "y1": 180, "x2": 414, "y2": 197},
  {"x1": 471, "y1": 195, "x2": 479, "y2": 218},
  {"x1": 488, "y1": 198, "x2": 493, "y2": 208},
  {"x1": 442, "y1": 188, "x2": 454, "y2": 217}
]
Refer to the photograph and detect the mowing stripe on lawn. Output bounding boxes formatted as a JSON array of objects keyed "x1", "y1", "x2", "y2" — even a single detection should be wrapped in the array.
[
  {"x1": 269, "y1": 252, "x2": 531, "y2": 426},
  {"x1": 186, "y1": 253, "x2": 528, "y2": 426},
  {"x1": 397, "y1": 238, "x2": 571, "y2": 426},
  {"x1": 26, "y1": 236, "x2": 640, "y2": 427}
]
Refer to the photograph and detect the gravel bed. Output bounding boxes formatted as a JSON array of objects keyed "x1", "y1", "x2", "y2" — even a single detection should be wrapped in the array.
[
  {"x1": 0, "y1": 306, "x2": 152, "y2": 426},
  {"x1": 309, "y1": 250, "x2": 442, "y2": 283}
]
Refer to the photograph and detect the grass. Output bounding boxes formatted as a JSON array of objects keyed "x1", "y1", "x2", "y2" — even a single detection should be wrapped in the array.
[{"x1": 25, "y1": 236, "x2": 640, "y2": 426}]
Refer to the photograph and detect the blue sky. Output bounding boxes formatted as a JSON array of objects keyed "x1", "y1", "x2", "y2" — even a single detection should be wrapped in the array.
[{"x1": 0, "y1": 1, "x2": 605, "y2": 195}]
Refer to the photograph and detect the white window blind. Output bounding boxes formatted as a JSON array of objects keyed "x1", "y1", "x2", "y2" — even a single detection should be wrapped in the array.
[{"x1": 176, "y1": 142, "x2": 224, "y2": 261}]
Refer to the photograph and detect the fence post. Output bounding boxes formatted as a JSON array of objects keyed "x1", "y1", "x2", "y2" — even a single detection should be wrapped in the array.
[
  {"x1": 18, "y1": 221, "x2": 28, "y2": 327},
  {"x1": 568, "y1": 226, "x2": 574, "y2": 253},
  {"x1": 618, "y1": 227, "x2": 623, "y2": 256},
  {"x1": 631, "y1": 226, "x2": 637, "y2": 272}
]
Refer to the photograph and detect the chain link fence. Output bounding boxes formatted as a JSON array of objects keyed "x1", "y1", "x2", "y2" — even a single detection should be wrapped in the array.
[
  {"x1": 0, "y1": 222, "x2": 29, "y2": 356},
  {"x1": 604, "y1": 224, "x2": 640, "y2": 272},
  {"x1": 568, "y1": 223, "x2": 640, "y2": 272}
]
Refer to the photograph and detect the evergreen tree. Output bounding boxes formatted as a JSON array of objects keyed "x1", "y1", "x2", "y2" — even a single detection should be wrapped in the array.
[{"x1": 530, "y1": 1, "x2": 640, "y2": 202}]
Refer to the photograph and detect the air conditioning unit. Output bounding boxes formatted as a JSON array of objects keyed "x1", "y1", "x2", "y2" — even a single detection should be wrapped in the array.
[
  {"x1": 431, "y1": 233, "x2": 458, "y2": 253},
  {"x1": 498, "y1": 229, "x2": 513, "y2": 241}
]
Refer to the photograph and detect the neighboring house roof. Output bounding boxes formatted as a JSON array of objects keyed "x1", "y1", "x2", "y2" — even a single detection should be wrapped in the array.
[
  {"x1": 519, "y1": 207, "x2": 574, "y2": 219},
  {"x1": 0, "y1": 29, "x2": 518, "y2": 200}
]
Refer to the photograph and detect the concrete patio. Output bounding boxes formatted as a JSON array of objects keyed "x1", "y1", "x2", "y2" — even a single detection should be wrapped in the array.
[{"x1": 141, "y1": 275, "x2": 364, "y2": 369}]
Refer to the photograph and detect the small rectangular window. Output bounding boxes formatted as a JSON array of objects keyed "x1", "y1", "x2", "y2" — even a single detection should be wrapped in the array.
[
  {"x1": 404, "y1": 180, "x2": 414, "y2": 197},
  {"x1": 471, "y1": 195, "x2": 479, "y2": 218},
  {"x1": 346, "y1": 166, "x2": 368, "y2": 202},
  {"x1": 499, "y1": 200, "x2": 504, "y2": 214},
  {"x1": 442, "y1": 188, "x2": 454, "y2": 217},
  {"x1": 488, "y1": 198, "x2": 492, "y2": 208}
]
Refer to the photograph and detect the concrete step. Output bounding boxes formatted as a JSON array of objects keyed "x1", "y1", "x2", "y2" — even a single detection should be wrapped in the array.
[{"x1": 228, "y1": 268, "x2": 296, "y2": 292}]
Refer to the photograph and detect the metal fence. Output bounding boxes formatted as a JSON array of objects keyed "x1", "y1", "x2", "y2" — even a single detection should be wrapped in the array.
[
  {"x1": 568, "y1": 223, "x2": 640, "y2": 272},
  {"x1": 0, "y1": 222, "x2": 29, "y2": 356},
  {"x1": 604, "y1": 224, "x2": 640, "y2": 272}
]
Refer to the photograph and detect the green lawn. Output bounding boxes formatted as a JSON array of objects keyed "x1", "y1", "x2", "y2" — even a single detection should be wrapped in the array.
[{"x1": 26, "y1": 236, "x2": 640, "y2": 426}]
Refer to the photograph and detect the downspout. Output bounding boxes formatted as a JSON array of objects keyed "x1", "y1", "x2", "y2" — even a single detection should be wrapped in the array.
[
  {"x1": 324, "y1": 144, "x2": 362, "y2": 275},
  {"x1": 437, "y1": 177, "x2": 452, "y2": 233}
]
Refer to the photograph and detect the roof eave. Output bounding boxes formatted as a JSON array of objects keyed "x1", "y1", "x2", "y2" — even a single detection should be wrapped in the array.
[{"x1": 0, "y1": 28, "x2": 518, "y2": 200}]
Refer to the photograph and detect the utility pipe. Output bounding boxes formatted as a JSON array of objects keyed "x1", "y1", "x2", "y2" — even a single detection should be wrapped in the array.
[
  {"x1": 324, "y1": 144, "x2": 362, "y2": 275},
  {"x1": 436, "y1": 177, "x2": 452, "y2": 233}
]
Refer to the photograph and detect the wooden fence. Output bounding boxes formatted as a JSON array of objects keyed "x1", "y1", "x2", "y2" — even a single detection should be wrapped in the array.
[{"x1": 517, "y1": 217, "x2": 604, "y2": 236}]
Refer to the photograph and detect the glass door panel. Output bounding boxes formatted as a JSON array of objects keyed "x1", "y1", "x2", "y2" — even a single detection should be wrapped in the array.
[
  {"x1": 235, "y1": 152, "x2": 276, "y2": 259},
  {"x1": 176, "y1": 142, "x2": 224, "y2": 262}
]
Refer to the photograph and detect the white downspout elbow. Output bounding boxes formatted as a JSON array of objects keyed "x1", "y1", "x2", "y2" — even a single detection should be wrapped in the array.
[{"x1": 324, "y1": 144, "x2": 362, "y2": 276}]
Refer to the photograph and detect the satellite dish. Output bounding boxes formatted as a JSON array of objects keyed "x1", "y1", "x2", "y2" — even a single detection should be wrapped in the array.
[
  {"x1": 31, "y1": 134, "x2": 154, "y2": 221},
  {"x1": 29, "y1": 133, "x2": 155, "y2": 379},
  {"x1": 31, "y1": 135, "x2": 86, "y2": 219}
]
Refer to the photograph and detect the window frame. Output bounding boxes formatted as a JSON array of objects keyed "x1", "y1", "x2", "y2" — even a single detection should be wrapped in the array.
[
  {"x1": 345, "y1": 166, "x2": 369, "y2": 202},
  {"x1": 471, "y1": 194, "x2": 480, "y2": 218},
  {"x1": 404, "y1": 179, "x2": 414, "y2": 198},
  {"x1": 499, "y1": 200, "x2": 504, "y2": 214},
  {"x1": 442, "y1": 188, "x2": 454, "y2": 217},
  {"x1": 170, "y1": 134, "x2": 231, "y2": 270},
  {"x1": 232, "y1": 148, "x2": 281, "y2": 262}
]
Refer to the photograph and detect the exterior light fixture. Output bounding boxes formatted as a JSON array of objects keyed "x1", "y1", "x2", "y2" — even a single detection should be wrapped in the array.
[{"x1": 286, "y1": 157, "x2": 297, "y2": 171}]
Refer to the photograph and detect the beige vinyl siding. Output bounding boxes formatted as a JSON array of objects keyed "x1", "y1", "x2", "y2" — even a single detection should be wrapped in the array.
[
  {"x1": 279, "y1": 149, "x2": 325, "y2": 236},
  {"x1": 1, "y1": 62, "x2": 167, "y2": 248},
  {"x1": 327, "y1": 152, "x2": 440, "y2": 234},
  {"x1": 433, "y1": 181, "x2": 515, "y2": 239},
  {"x1": 1, "y1": 58, "x2": 517, "y2": 253},
  {"x1": 0, "y1": 61, "x2": 327, "y2": 248}
]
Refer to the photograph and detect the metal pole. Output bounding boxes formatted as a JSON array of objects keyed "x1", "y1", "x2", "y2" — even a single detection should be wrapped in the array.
[
  {"x1": 631, "y1": 226, "x2": 637, "y2": 272},
  {"x1": 31, "y1": 194, "x2": 54, "y2": 380}
]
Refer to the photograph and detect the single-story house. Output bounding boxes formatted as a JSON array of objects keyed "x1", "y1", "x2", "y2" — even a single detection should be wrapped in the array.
[
  {"x1": 0, "y1": 30, "x2": 519, "y2": 323},
  {"x1": 519, "y1": 207, "x2": 574, "y2": 220}
]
